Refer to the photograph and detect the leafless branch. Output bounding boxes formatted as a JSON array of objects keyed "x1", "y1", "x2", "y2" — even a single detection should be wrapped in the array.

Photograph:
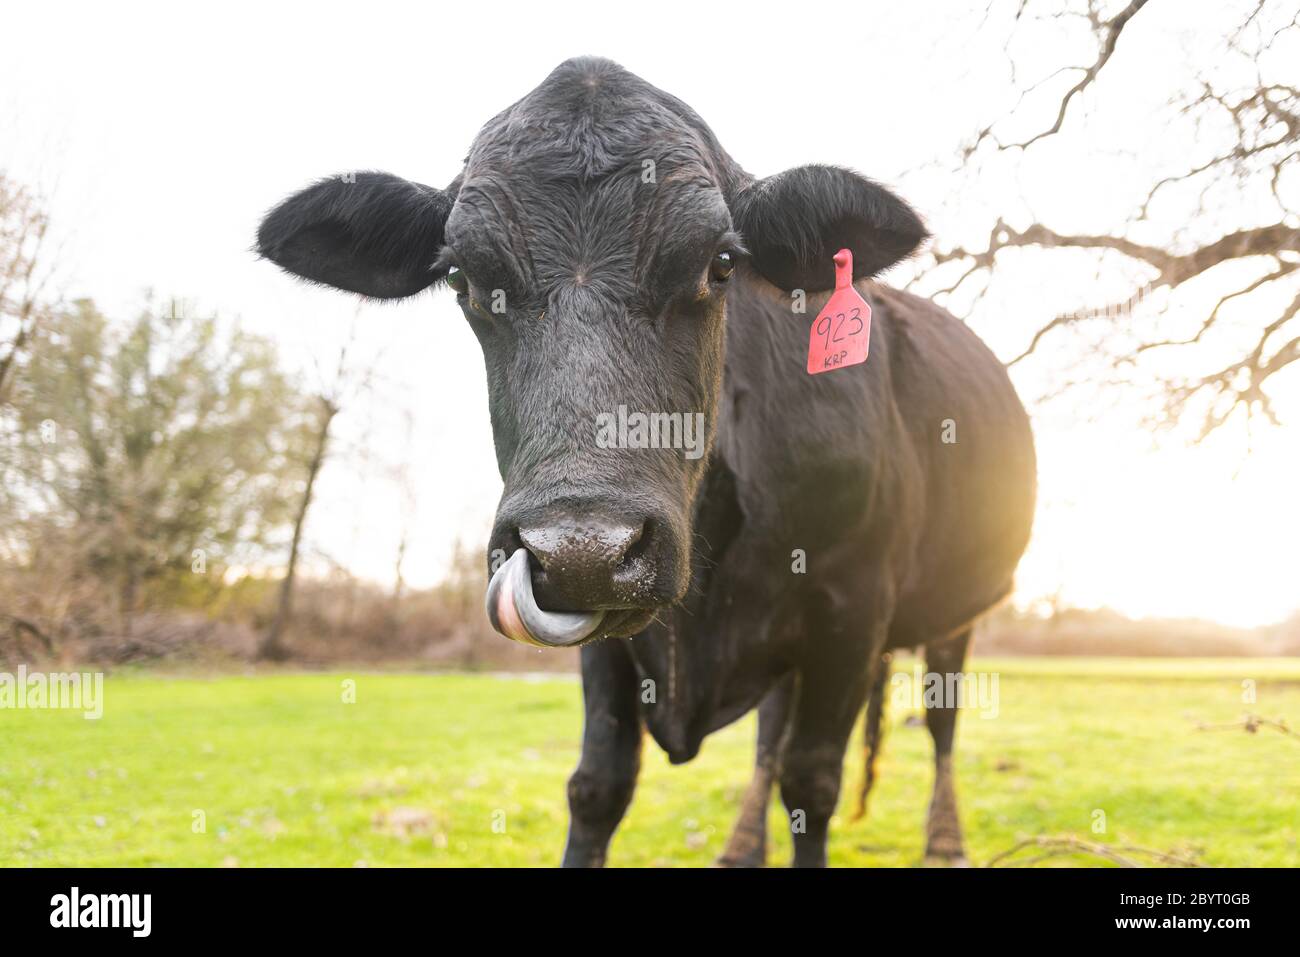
[
  {"x1": 985, "y1": 834, "x2": 1206, "y2": 868},
  {"x1": 965, "y1": 0, "x2": 1150, "y2": 157},
  {"x1": 928, "y1": 1, "x2": 1300, "y2": 438},
  {"x1": 1195, "y1": 712, "x2": 1299, "y2": 741}
]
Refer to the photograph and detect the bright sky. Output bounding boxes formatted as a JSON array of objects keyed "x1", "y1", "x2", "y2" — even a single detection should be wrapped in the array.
[{"x1": 3, "y1": 0, "x2": 1296, "y2": 626}]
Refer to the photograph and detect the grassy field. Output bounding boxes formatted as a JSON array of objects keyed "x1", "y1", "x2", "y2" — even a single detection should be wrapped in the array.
[{"x1": 2, "y1": 657, "x2": 1298, "y2": 867}]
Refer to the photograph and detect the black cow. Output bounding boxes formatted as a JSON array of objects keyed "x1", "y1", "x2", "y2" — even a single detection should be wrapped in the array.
[{"x1": 257, "y1": 57, "x2": 1036, "y2": 867}]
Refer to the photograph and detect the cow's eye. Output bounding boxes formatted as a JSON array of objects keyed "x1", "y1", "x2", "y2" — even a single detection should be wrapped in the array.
[
  {"x1": 447, "y1": 266, "x2": 468, "y2": 295},
  {"x1": 709, "y1": 251, "x2": 735, "y2": 283}
]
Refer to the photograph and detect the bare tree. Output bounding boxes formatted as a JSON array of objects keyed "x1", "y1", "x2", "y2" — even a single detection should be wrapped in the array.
[
  {"x1": 257, "y1": 318, "x2": 378, "y2": 660},
  {"x1": 259, "y1": 392, "x2": 339, "y2": 661},
  {"x1": 0, "y1": 172, "x2": 55, "y2": 401},
  {"x1": 387, "y1": 406, "x2": 417, "y2": 637},
  {"x1": 916, "y1": 0, "x2": 1300, "y2": 438}
]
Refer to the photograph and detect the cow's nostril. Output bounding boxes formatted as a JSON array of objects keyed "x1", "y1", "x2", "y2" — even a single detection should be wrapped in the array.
[
  {"x1": 616, "y1": 518, "x2": 652, "y2": 569},
  {"x1": 611, "y1": 519, "x2": 647, "y2": 567}
]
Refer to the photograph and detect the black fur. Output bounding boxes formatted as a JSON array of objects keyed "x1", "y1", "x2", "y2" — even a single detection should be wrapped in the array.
[{"x1": 256, "y1": 56, "x2": 1037, "y2": 868}]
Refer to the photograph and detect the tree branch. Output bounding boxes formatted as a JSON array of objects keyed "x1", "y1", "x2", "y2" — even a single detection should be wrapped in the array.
[{"x1": 966, "y1": 0, "x2": 1151, "y2": 156}]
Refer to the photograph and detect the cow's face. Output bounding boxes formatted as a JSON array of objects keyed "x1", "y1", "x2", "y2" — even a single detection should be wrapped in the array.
[{"x1": 257, "y1": 58, "x2": 925, "y2": 647}]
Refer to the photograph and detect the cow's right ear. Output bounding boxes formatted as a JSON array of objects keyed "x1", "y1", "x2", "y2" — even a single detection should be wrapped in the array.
[
  {"x1": 730, "y1": 165, "x2": 926, "y2": 293},
  {"x1": 256, "y1": 171, "x2": 454, "y2": 300}
]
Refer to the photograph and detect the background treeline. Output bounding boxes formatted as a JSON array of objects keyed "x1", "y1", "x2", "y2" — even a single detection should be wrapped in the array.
[{"x1": 977, "y1": 604, "x2": 1300, "y2": 658}]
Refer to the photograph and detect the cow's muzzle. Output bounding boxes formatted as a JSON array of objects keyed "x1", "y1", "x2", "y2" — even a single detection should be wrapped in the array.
[{"x1": 485, "y1": 548, "x2": 607, "y2": 647}]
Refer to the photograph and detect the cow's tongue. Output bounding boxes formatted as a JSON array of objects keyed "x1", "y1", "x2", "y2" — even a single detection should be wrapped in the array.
[{"x1": 485, "y1": 548, "x2": 606, "y2": 647}]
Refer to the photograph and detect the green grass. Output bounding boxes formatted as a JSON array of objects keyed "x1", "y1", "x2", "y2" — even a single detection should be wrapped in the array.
[{"x1": 2, "y1": 658, "x2": 1298, "y2": 867}]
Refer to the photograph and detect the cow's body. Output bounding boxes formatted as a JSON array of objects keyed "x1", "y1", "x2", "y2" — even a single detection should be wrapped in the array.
[
  {"x1": 566, "y1": 275, "x2": 1035, "y2": 867},
  {"x1": 646, "y1": 278, "x2": 1034, "y2": 755},
  {"x1": 256, "y1": 56, "x2": 1036, "y2": 867}
]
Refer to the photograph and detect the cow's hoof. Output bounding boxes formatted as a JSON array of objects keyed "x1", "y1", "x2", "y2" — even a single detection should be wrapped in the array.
[
  {"x1": 716, "y1": 827, "x2": 766, "y2": 868},
  {"x1": 921, "y1": 854, "x2": 971, "y2": 868},
  {"x1": 560, "y1": 845, "x2": 607, "y2": 868}
]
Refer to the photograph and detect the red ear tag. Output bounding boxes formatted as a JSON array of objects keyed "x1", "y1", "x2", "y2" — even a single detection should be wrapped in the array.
[{"x1": 806, "y1": 249, "x2": 872, "y2": 375}]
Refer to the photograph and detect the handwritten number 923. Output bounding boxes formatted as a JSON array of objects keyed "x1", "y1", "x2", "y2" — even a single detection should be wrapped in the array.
[{"x1": 815, "y1": 307, "x2": 864, "y2": 350}]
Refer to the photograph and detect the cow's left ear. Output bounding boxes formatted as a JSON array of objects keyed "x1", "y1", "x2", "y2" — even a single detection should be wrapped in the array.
[{"x1": 731, "y1": 165, "x2": 927, "y2": 292}]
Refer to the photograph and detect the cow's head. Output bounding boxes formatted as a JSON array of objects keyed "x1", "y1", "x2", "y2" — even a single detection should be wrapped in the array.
[{"x1": 257, "y1": 57, "x2": 924, "y2": 648}]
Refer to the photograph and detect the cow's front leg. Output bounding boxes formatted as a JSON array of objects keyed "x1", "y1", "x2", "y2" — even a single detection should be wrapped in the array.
[
  {"x1": 717, "y1": 673, "x2": 794, "y2": 867},
  {"x1": 562, "y1": 639, "x2": 642, "y2": 868},
  {"x1": 779, "y1": 617, "x2": 885, "y2": 867}
]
